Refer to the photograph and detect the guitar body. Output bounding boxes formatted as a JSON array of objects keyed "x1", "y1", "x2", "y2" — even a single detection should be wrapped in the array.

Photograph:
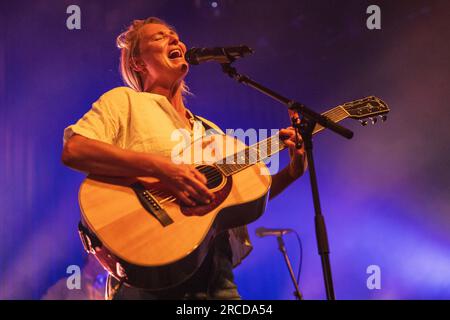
[{"x1": 78, "y1": 133, "x2": 271, "y2": 290}]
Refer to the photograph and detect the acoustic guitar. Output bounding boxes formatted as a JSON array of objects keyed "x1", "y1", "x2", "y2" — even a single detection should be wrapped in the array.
[{"x1": 77, "y1": 96, "x2": 389, "y2": 290}]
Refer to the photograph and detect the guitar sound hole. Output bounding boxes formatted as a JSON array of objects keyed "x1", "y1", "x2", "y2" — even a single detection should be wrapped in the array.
[{"x1": 196, "y1": 165, "x2": 224, "y2": 189}]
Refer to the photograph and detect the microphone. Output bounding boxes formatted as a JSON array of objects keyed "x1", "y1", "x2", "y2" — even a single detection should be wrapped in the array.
[
  {"x1": 255, "y1": 227, "x2": 294, "y2": 238},
  {"x1": 185, "y1": 45, "x2": 254, "y2": 65}
]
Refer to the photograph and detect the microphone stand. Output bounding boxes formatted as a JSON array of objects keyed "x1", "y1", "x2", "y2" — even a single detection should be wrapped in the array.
[
  {"x1": 219, "y1": 61, "x2": 354, "y2": 300},
  {"x1": 277, "y1": 235, "x2": 303, "y2": 300}
]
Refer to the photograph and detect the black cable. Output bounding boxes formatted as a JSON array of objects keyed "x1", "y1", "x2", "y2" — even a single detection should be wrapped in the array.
[{"x1": 292, "y1": 230, "x2": 303, "y2": 286}]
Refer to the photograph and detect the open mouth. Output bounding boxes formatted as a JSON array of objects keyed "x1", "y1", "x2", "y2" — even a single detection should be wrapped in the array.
[{"x1": 168, "y1": 49, "x2": 183, "y2": 60}]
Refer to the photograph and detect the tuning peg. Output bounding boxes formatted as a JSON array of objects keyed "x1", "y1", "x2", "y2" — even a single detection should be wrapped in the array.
[
  {"x1": 380, "y1": 115, "x2": 387, "y2": 122},
  {"x1": 360, "y1": 120, "x2": 368, "y2": 126},
  {"x1": 371, "y1": 117, "x2": 378, "y2": 125}
]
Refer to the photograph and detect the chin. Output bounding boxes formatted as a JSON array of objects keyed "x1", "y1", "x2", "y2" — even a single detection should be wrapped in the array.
[{"x1": 180, "y1": 63, "x2": 189, "y2": 74}]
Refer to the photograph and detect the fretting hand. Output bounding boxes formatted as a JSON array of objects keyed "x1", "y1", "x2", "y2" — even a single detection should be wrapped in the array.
[{"x1": 279, "y1": 127, "x2": 308, "y2": 179}]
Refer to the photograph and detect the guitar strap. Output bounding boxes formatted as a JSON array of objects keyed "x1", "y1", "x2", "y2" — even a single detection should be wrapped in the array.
[{"x1": 193, "y1": 114, "x2": 224, "y2": 136}]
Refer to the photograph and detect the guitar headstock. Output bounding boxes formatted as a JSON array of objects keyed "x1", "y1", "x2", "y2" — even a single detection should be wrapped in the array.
[{"x1": 343, "y1": 96, "x2": 390, "y2": 126}]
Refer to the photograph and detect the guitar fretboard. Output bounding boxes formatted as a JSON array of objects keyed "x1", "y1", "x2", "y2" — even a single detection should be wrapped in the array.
[{"x1": 215, "y1": 105, "x2": 349, "y2": 176}]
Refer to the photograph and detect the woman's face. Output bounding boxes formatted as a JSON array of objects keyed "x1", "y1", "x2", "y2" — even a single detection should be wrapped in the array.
[{"x1": 136, "y1": 23, "x2": 188, "y2": 90}]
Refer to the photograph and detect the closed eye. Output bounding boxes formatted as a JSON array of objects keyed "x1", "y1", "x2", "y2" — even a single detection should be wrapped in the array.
[
  {"x1": 150, "y1": 32, "x2": 165, "y2": 41},
  {"x1": 150, "y1": 31, "x2": 180, "y2": 42}
]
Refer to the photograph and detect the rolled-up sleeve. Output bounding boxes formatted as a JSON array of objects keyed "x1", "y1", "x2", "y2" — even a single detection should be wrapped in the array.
[{"x1": 63, "y1": 94, "x2": 120, "y2": 146}]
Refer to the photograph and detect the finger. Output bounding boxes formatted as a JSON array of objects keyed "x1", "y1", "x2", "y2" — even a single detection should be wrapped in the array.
[
  {"x1": 175, "y1": 190, "x2": 196, "y2": 206},
  {"x1": 287, "y1": 131, "x2": 303, "y2": 144},
  {"x1": 181, "y1": 184, "x2": 205, "y2": 204},
  {"x1": 183, "y1": 184, "x2": 212, "y2": 205},
  {"x1": 279, "y1": 128, "x2": 295, "y2": 135},
  {"x1": 294, "y1": 148, "x2": 306, "y2": 155},
  {"x1": 184, "y1": 179, "x2": 213, "y2": 204},
  {"x1": 279, "y1": 131, "x2": 295, "y2": 141},
  {"x1": 291, "y1": 135, "x2": 303, "y2": 144},
  {"x1": 192, "y1": 167, "x2": 208, "y2": 185},
  {"x1": 280, "y1": 135, "x2": 291, "y2": 141},
  {"x1": 189, "y1": 169, "x2": 215, "y2": 200},
  {"x1": 285, "y1": 139, "x2": 304, "y2": 151},
  {"x1": 284, "y1": 140, "x2": 297, "y2": 148}
]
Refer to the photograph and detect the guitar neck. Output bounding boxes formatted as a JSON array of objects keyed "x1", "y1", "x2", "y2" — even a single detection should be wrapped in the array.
[
  {"x1": 254, "y1": 105, "x2": 350, "y2": 158},
  {"x1": 216, "y1": 105, "x2": 350, "y2": 176}
]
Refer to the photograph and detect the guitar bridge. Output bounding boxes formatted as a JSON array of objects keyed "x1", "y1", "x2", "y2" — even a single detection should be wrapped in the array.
[{"x1": 131, "y1": 182, "x2": 174, "y2": 227}]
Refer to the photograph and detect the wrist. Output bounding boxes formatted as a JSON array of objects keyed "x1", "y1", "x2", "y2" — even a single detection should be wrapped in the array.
[
  {"x1": 288, "y1": 162, "x2": 304, "y2": 180},
  {"x1": 139, "y1": 153, "x2": 165, "y2": 177}
]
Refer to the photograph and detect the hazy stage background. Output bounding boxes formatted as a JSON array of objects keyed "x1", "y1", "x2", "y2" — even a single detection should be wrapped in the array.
[{"x1": 0, "y1": 0, "x2": 449, "y2": 299}]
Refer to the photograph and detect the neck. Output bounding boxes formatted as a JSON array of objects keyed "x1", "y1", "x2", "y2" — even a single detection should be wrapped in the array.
[{"x1": 144, "y1": 80, "x2": 186, "y2": 113}]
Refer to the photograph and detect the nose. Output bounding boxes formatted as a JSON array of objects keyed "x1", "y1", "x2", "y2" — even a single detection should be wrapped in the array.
[{"x1": 168, "y1": 34, "x2": 179, "y2": 45}]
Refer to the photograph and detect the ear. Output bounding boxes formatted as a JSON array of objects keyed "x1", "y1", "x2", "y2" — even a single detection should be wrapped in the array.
[{"x1": 130, "y1": 56, "x2": 146, "y2": 73}]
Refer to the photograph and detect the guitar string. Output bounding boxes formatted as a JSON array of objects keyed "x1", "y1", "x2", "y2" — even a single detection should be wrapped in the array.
[
  {"x1": 156, "y1": 107, "x2": 374, "y2": 200},
  {"x1": 150, "y1": 115, "x2": 342, "y2": 200},
  {"x1": 163, "y1": 107, "x2": 347, "y2": 188},
  {"x1": 211, "y1": 109, "x2": 349, "y2": 176},
  {"x1": 216, "y1": 106, "x2": 347, "y2": 174},
  {"x1": 150, "y1": 146, "x2": 310, "y2": 202},
  {"x1": 216, "y1": 138, "x2": 283, "y2": 175},
  {"x1": 146, "y1": 108, "x2": 352, "y2": 201},
  {"x1": 154, "y1": 136, "x2": 322, "y2": 202},
  {"x1": 144, "y1": 167, "x2": 224, "y2": 198},
  {"x1": 146, "y1": 168, "x2": 225, "y2": 200},
  {"x1": 214, "y1": 108, "x2": 350, "y2": 176},
  {"x1": 148, "y1": 168, "x2": 226, "y2": 202},
  {"x1": 154, "y1": 123, "x2": 325, "y2": 200}
]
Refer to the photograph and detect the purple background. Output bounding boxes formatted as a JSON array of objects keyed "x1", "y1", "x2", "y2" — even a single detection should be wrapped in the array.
[{"x1": 1, "y1": 0, "x2": 449, "y2": 299}]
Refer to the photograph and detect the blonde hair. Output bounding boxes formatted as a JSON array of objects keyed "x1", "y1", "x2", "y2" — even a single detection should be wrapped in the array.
[{"x1": 116, "y1": 17, "x2": 190, "y2": 96}]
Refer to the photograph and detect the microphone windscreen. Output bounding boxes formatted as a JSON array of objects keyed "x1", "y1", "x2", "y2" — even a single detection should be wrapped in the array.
[{"x1": 185, "y1": 48, "x2": 200, "y2": 65}]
